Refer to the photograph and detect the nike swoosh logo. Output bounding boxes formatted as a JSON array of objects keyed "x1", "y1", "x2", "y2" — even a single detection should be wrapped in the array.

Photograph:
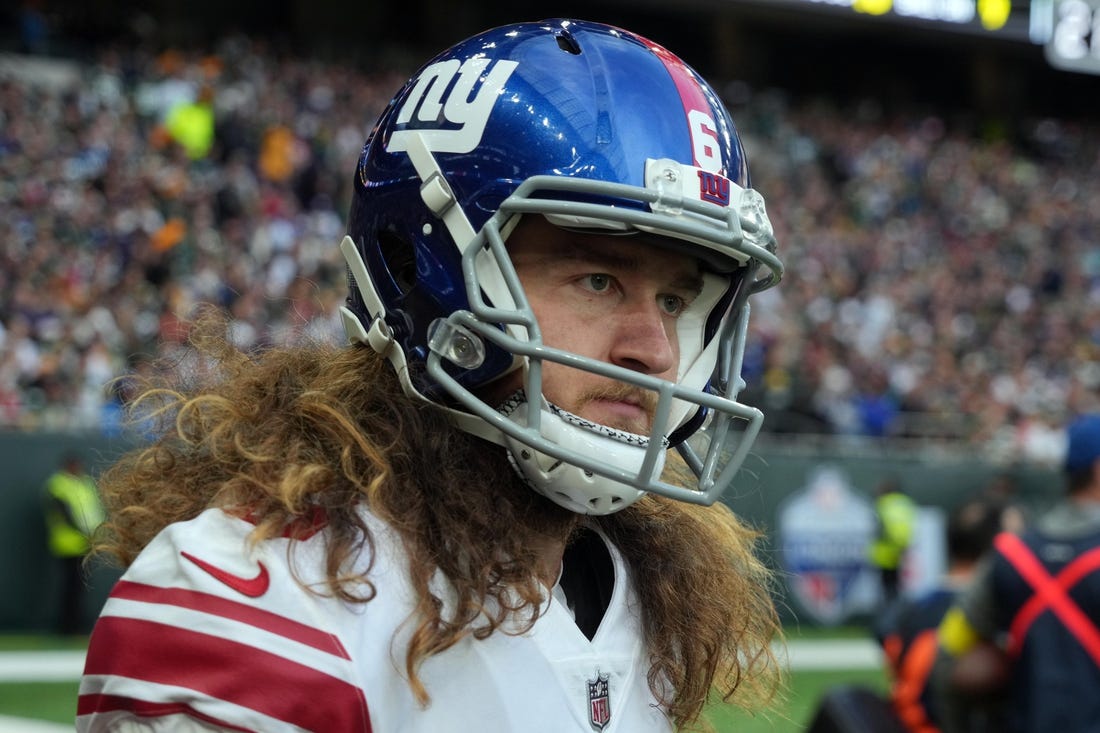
[{"x1": 180, "y1": 551, "x2": 271, "y2": 598}]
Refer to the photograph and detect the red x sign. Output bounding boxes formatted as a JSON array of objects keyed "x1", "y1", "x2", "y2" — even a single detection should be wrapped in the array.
[{"x1": 995, "y1": 531, "x2": 1100, "y2": 667}]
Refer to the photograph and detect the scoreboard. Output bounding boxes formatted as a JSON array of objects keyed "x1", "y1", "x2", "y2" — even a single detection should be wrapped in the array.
[
  {"x1": 1040, "y1": 0, "x2": 1100, "y2": 74},
  {"x1": 727, "y1": 0, "x2": 1100, "y2": 75},
  {"x1": 726, "y1": 0, "x2": 1032, "y2": 39}
]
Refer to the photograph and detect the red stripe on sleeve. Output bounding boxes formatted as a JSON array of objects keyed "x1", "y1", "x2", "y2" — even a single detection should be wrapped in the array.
[
  {"x1": 110, "y1": 579, "x2": 352, "y2": 659},
  {"x1": 77, "y1": 695, "x2": 255, "y2": 732},
  {"x1": 82, "y1": 616, "x2": 371, "y2": 731}
]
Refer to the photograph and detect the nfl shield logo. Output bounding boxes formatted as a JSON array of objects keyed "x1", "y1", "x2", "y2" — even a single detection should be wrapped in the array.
[
  {"x1": 587, "y1": 671, "x2": 611, "y2": 730},
  {"x1": 778, "y1": 466, "x2": 879, "y2": 625}
]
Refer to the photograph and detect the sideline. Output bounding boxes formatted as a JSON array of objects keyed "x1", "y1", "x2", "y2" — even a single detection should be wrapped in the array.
[
  {"x1": 0, "y1": 638, "x2": 884, "y2": 682},
  {"x1": 777, "y1": 637, "x2": 883, "y2": 670},
  {"x1": 0, "y1": 650, "x2": 86, "y2": 682}
]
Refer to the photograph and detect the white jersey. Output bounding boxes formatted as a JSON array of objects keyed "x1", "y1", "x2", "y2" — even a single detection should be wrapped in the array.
[{"x1": 77, "y1": 506, "x2": 672, "y2": 732}]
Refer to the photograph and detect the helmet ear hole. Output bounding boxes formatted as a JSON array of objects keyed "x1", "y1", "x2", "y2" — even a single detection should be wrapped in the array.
[{"x1": 378, "y1": 230, "x2": 416, "y2": 295}]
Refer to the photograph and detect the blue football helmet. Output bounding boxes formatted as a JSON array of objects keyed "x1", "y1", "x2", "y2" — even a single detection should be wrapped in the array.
[{"x1": 340, "y1": 19, "x2": 782, "y2": 514}]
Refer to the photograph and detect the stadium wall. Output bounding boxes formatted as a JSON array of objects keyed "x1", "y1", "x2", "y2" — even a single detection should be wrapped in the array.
[
  {"x1": 0, "y1": 433, "x2": 1061, "y2": 631},
  {"x1": 1, "y1": 432, "x2": 129, "y2": 634}
]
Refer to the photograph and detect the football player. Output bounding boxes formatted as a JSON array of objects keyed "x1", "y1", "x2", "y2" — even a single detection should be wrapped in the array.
[{"x1": 78, "y1": 19, "x2": 784, "y2": 732}]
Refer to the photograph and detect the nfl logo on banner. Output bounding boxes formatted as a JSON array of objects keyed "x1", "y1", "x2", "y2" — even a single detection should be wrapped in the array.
[
  {"x1": 777, "y1": 466, "x2": 879, "y2": 625},
  {"x1": 587, "y1": 672, "x2": 611, "y2": 730}
]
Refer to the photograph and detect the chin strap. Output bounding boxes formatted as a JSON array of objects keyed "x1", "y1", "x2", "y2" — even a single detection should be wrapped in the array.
[
  {"x1": 339, "y1": 236, "x2": 394, "y2": 354},
  {"x1": 339, "y1": 131, "x2": 483, "y2": 395},
  {"x1": 406, "y1": 131, "x2": 478, "y2": 253},
  {"x1": 495, "y1": 390, "x2": 660, "y2": 515},
  {"x1": 341, "y1": 128, "x2": 478, "y2": 353}
]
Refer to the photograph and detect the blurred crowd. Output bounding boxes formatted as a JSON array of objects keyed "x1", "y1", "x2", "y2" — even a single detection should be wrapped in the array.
[
  {"x1": 2, "y1": 34, "x2": 1099, "y2": 465},
  {"x1": 0, "y1": 37, "x2": 404, "y2": 433},
  {"x1": 736, "y1": 92, "x2": 1100, "y2": 462}
]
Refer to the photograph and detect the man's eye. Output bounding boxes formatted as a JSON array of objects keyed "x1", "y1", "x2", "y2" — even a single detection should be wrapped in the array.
[
  {"x1": 586, "y1": 274, "x2": 611, "y2": 292},
  {"x1": 660, "y1": 294, "x2": 686, "y2": 316}
]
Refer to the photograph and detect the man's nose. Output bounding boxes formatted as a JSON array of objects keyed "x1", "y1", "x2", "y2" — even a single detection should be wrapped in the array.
[{"x1": 607, "y1": 301, "x2": 677, "y2": 377}]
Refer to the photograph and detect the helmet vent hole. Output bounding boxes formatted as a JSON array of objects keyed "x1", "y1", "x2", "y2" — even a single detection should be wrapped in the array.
[
  {"x1": 555, "y1": 32, "x2": 581, "y2": 55},
  {"x1": 378, "y1": 230, "x2": 416, "y2": 295}
]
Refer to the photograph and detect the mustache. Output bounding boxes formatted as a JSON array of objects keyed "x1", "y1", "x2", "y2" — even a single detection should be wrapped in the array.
[{"x1": 576, "y1": 382, "x2": 659, "y2": 416}]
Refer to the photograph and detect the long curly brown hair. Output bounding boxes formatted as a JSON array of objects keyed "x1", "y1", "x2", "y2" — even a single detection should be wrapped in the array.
[{"x1": 96, "y1": 313, "x2": 783, "y2": 731}]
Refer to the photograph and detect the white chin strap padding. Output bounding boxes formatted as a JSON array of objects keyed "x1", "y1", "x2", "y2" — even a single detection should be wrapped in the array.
[{"x1": 500, "y1": 400, "x2": 664, "y2": 515}]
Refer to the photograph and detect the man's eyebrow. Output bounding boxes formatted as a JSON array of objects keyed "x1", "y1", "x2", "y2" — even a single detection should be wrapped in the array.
[
  {"x1": 554, "y1": 243, "x2": 705, "y2": 295},
  {"x1": 670, "y1": 270, "x2": 706, "y2": 296}
]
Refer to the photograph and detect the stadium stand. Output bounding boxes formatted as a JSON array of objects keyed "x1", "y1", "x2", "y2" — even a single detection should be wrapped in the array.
[{"x1": 1, "y1": 28, "x2": 1098, "y2": 465}]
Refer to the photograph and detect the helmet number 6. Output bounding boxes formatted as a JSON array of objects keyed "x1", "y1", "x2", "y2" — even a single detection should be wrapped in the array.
[{"x1": 688, "y1": 110, "x2": 721, "y2": 174}]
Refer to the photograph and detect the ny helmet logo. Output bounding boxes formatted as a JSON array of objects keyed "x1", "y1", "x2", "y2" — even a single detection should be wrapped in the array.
[
  {"x1": 386, "y1": 57, "x2": 519, "y2": 155},
  {"x1": 697, "y1": 170, "x2": 731, "y2": 206},
  {"x1": 587, "y1": 671, "x2": 611, "y2": 731}
]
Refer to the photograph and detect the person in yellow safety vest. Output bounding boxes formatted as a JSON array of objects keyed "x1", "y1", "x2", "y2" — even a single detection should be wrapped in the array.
[
  {"x1": 869, "y1": 478, "x2": 918, "y2": 606},
  {"x1": 164, "y1": 85, "x2": 215, "y2": 160},
  {"x1": 43, "y1": 453, "x2": 105, "y2": 634}
]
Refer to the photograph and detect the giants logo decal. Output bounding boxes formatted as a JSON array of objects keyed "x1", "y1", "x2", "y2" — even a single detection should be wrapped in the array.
[
  {"x1": 386, "y1": 58, "x2": 518, "y2": 155},
  {"x1": 645, "y1": 157, "x2": 739, "y2": 212},
  {"x1": 698, "y1": 170, "x2": 731, "y2": 206}
]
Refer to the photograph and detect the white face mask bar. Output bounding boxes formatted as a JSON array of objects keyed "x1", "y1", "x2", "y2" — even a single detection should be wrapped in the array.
[{"x1": 422, "y1": 176, "x2": 780, "y2": 509}]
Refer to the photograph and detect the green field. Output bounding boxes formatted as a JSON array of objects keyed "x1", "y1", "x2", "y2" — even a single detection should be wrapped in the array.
[
  {"x1": 0, "y1": 629, "x2": 888, "y2": 731},
  {"x1": 0, "y1": 634, "x2": 88, "y2": 726},
  {"x1": 706, "y1": 667, "x2": 889, "y2": 732}
]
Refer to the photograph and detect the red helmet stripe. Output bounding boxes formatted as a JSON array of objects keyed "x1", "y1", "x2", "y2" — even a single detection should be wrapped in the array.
[{"x1": 639, "y1": 41, "x2": 717, "y2": 171}]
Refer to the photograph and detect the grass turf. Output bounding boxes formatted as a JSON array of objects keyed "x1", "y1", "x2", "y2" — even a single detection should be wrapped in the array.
[{"x1": 0, "y1": 681, "x2": 78, "y2": 724}]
